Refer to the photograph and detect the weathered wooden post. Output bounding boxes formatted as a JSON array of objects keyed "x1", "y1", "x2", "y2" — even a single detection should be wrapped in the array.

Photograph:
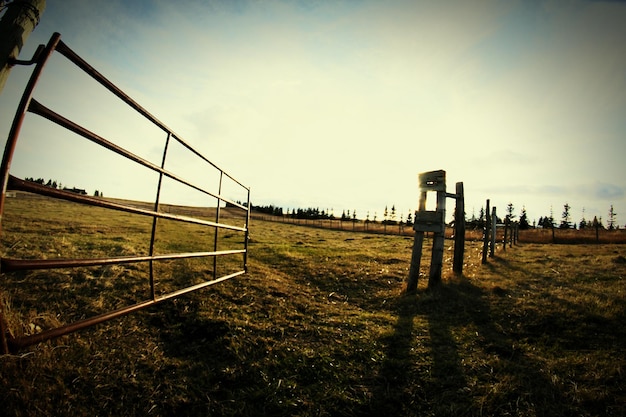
[
  {"x1": 481, "y1": 199, "x2": 490, "y2": 264},
  {"x1": 503, "y1": 217, "x2": 508, "y2": 252},
  {"x1": 428, "y1": 177, "x2": 447, "y2": 288},
  {"x1": 0, "y1": 0, "x2": 45, "y2": 352},
  {"x1": 0, "y1": 0, "x2": 46, "y2": 93},
  {"x1": 452, "y1": 182, "x2": 465, "y2": 274},
  {"x1": 490, "y1": 206, "x2": 497, "y2": 257},
  {"x1": 406, "y1": 189, "x2": 427, "y2": 292}
]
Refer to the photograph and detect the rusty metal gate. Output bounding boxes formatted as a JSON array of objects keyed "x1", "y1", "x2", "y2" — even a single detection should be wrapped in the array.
[{"x1": 0, "y1": 33, "x2": 251, "y2": 353}]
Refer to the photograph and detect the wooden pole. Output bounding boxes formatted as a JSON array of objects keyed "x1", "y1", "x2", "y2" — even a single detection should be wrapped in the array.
[
  {"x1": 490, "y1": 206, "x2": 497, "y2": 257},
  {"x1": 0, "y1": 0, "x2": 46, "y2": 93},
  {"x1": 503, "y1": 217, "x2": 508, "y2": 252},
  {"x1": 428, "y1": 189, "x2": 446, "y2": 288},
  {"x1": 452, "y1": 182, "x2": 465, "y2": 274},
  {"x1": 406, "y1": 191, "x2": 427, "y2": 292},
  {"x1": 0, "y1": 0, "x2": 46, "y2": 353},
  {"x1": 406, "y1": 231, "x2": 424, "y2": 292},
  {"x1": 481, "y1": 199, "x2": 490, "y2": 264}
]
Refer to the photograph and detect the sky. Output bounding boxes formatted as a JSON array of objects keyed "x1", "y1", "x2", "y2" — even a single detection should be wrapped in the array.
[{"x1": 1, "y1": 0, "x2": 625, "y2": 227}]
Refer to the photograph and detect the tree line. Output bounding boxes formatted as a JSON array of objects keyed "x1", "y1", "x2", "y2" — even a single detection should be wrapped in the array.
[
  {"x1": 254, "y1": 201, "x2": 620, "y2": 231},
  {"x1": 535, "y1": 203, "x2": 619, "y2": 230},
  {"x1": 491, "y1": 202, "x2": 620, "y2": 231},
  {"x1": 23, "y1": 177, "x2": 104, "y2": 197},
  {"x1": 251, "y1": 204, "x2": 415, "y2": 226}
]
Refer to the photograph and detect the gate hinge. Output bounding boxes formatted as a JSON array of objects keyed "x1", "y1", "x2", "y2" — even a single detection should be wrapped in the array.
[{"x1": 7, "y1": 44, "x2": 44, "y2": 66}]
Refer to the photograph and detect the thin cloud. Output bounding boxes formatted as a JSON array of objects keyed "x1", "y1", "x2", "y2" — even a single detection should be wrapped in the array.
[
  {"x1": 0, "y1": 0, "x2": 624, "y2": 225},
  {"x1": 592, "y1": 182, "x2": 625, "y2": 200}
]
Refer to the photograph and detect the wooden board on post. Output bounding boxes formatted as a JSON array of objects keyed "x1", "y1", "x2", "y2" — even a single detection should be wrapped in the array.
[
  {"x1": 418, "y1": 170, "x2": 446, "y2": 192},
  {"x1": 414, "y1": 210, "x2": 445, "y2": 233}
]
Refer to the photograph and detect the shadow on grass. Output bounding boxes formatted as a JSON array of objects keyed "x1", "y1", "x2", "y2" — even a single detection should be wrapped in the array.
[
  {"x1": 143, "y1": 298, "x2": 249, "y2": 416},
  {"x1": 363, "y1": 274, "x2": 569, "y2": 416},
  {"x1": 488, "y1": 254, "x2": 626, "y2": 351}
]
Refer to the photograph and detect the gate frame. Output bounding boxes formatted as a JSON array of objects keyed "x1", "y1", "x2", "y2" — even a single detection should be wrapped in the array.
[{"x1": 0, "y1": 32, "x2": 251, "y2": 353}]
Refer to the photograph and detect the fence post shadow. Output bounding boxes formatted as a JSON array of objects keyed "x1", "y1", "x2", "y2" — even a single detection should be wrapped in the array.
[
  {"x1": 426, "y1": 286, "x2": 471, "y2": 413},
  {"x1": 364, "y1": 284, "x2": 471, "y2": 415},
  {"x1": 362, "y1": 290, "x2": 423, "y2": 414},
  {"x1": 364, "y1": 271, "x2": 569, "y2": 415}
]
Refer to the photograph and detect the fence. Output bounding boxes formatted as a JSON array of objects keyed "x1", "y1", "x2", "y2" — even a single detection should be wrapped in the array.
[
  {"x1": 252, "y1": 213, "x2": 417, "y2": 235},
  {"x1": 0, "y1": 32, "x2": 250, "y2": 353},
  {"x1": 518, "y1": 227, "x2": 626, "y2": 244},
  {"x1": 480, "y1": 199, "x2": 519, "y2": 264}
]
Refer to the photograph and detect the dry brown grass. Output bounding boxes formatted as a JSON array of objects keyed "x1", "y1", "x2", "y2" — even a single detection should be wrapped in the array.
[
  {"x1": 0, "y1": 195, "x2": 625, "y2": 416},
  {"x1": 519, "y1": 228, "x2": 626, "y2": 244}
]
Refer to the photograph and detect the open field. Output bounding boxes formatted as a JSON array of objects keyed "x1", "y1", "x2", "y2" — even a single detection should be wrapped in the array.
[
  {"x1": 252, "y1": 213, "x2": 626, "y2": 244},
  {"x1": 1, "y1": 195, "x2": 625, "y2": 416}
]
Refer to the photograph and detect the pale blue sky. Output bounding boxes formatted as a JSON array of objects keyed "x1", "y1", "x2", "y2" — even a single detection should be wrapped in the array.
[{"x1": 1, "y1": 0, "x2": 625, "y2": 225}]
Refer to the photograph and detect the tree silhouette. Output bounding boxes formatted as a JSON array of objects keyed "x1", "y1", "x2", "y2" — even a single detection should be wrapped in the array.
[
  {"x1": 560, "y1": 203, "x2": 572, "y2": 229},
  {"x1": 506, "y1": 202, "x2": 515, "y2": 221},
  {"x1": 579, "y1": 207, "x2": 587, "y2": 230},
  {"x1": 406, "y1": 211, "x2": 413, "y2": 227},
  {"x1": 608, "y1": 205, "x2": 617, "y2": 230},
  {"x1": 519, "y1": 206, "x2": 530, "y2": 230}
]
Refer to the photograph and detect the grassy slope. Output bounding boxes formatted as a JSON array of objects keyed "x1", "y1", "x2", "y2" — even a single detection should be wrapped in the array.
[{"x1": 0, "y1": 197, "x2": 625, "y2": 416}]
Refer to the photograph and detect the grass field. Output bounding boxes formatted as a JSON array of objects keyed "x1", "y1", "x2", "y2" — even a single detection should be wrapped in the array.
[
  {"x1": 253, "y1": 213, "x2": 626, "y2": 244},
  {"x1": 1, "y1": 195, "x2": 625, "y2": 416}
]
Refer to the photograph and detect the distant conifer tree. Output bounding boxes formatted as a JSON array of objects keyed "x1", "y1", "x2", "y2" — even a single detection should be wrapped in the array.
[
  {"x1": 560, "y1": 203, "x2": 572, "y2": 229},
  {"x1": 608, "y1": 205, "x2": 617, "y2": 230},
  {"x1": 519, "y1": 206, "x2": 529, "y2": 230}
]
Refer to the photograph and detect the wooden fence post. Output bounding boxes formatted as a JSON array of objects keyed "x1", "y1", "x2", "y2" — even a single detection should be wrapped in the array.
[
  {"x1": 0, "y1": 0, "x2": 45, "y2": 352},
  {"x1": 452, "y1": 182, "x2": 465, "y2": 275},
  {"x1": 407, "y1": 230, "x2": 424, "y2": 292},
  {"x1": 406, "y1": 190, "x2": 427, "y2": 292},
  {"x1": 481, "y1": 199, "x2": 490, "y2": 264},
  {"x1": 407, "y1": 170, "x2": 447, "y2": 291},
  {"x1": 503, "y1": 217, "x2": 508, "y2": 252},
  {"x1": 0, "y1": 0, "x2": 46, "y2": 93},
  {"x1": 427, "y1": 187, "x2": 446, "y2": 288},
  {"x1": 490, "y1": 206, "x2": 497, "y2": 257}
]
